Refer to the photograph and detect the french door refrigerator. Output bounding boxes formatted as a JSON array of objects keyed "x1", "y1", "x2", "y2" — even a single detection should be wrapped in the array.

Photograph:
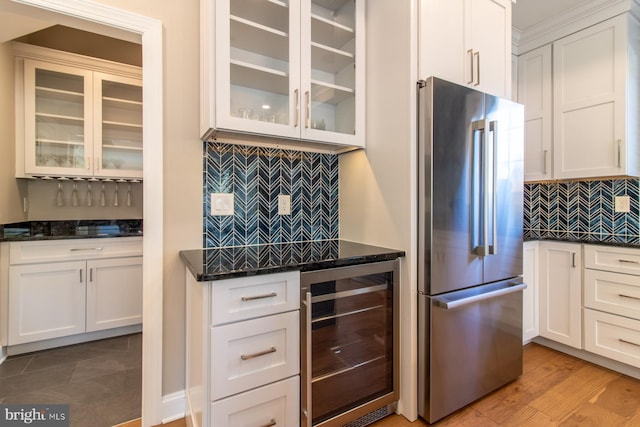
[{"x1": 417, "y1": 77, "x2": 526, "y2": 423}]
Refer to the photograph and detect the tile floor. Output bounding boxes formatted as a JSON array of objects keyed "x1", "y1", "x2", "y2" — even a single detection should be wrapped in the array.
[{"x1": 0, "y1": 333, "x2": 141, "y2": 427}]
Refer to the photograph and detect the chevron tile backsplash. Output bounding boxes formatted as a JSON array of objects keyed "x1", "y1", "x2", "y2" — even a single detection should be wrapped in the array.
[
  {"x1": 203, "y1": 142, "x2": 339, "y2": 248},
  {"x1": 524, "y1": 178, "x2": 640, "y2": 245}
]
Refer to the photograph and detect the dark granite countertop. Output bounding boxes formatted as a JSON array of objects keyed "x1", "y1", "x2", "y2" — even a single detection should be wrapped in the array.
[
  {"x1": 0, "y1": 219, "x2": 143, "y2": 242},
  {"x1": 180, "y1": 240, "x2": 406, "y2": 281}
]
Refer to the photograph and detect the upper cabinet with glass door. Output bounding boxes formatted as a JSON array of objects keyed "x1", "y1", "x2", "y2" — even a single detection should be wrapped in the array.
[
  {"x1": 202, "y1": 0, "x2": 365, "y2": 151},
  {"x1": 14, "y1": 42, "x2": 142, "y2": 180},
  {"x1": 94, "y1": 73, "x2": 143, "y2": 178}
]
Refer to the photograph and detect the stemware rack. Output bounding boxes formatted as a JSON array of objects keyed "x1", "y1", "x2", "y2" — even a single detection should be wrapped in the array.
[{"x1": 27, "y1": 175, "x2": 141, "y2": 208}]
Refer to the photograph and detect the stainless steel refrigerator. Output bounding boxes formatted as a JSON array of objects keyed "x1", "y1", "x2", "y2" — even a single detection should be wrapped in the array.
[{"x1": 417, "y1": 77, "x2": 526, "y2": 423}]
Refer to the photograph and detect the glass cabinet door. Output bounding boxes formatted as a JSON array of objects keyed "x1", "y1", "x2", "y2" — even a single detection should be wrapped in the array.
[
  {"x1": 24, "y1": 60, "x2": 93, "y2": 176},
  {"x1": 94, "y1": 73, "x2": 143, "y2": 178},
  {"x1": 300, "y1": 0, "x2": 363, "y2": 146},
  {"x1": 216, "y1": 0, "x2": 301, "y2": 139}
]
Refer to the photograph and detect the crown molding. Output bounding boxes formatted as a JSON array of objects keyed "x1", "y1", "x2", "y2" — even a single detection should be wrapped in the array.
[{"x1": 513, "y1": 0, "x2": 640, "y2": 55}]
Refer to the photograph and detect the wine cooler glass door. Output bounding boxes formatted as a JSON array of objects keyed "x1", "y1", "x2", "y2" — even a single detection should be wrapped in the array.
[{"x1": 301, "y1": 260, "x2": 399, "y2": 427}]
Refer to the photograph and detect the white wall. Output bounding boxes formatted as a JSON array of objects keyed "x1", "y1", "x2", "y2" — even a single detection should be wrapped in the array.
[
  {"x1": 339, "y1": 0, "x2": 418, "y2": 420},
  {"x1": 0, "y1": 0, "x2": 202, "y2": 400},
  {"x1": 89, "y1": 0, "x2": 203, "y2": 398},
  {"x1": 0, "y1": 41, "x2": 27, "y2": 224}
]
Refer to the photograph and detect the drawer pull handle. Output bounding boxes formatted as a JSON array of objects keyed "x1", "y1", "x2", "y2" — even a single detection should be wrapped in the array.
[
  {"x1": 70, "y1": 247, "x2": 104, "y2": 252},
  {"x1": 241, "y1": 347, "x2": 276, "y2": 360},
  {"x1": 618, "y1": 259, "x2": 639, "y2": 264},
  {"x1": 241, "y1": 292, "x2": 277, "y2": 302},
  {"x1": 619, "y1": 338, "x2": 640, "y2": 348},
  {"x1": 259, "y1": 419, "x2": 276, "y2": 427},
  {"x1": 619, "y1": 293, "x2": 640, "y2": 301}
]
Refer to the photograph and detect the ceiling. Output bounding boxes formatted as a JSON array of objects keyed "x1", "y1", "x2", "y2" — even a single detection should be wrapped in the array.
[
  {"x1": 0, "y1": 9, "x2": 49, "y2": 43},
  {"x1": 512, "y1": 0, "x2": 590, "y2": 31},
  {"x1": 0, "y1": 0, "x2": 140, "y2": 44}
]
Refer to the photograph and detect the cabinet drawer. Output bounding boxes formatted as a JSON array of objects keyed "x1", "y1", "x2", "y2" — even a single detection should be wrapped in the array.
[
  {"x1": 210, "y1": 310, "x2": 299, "y2": 401},
  {"x1": 584, "y1": 245, "x2": 640, "y2": 275},
  {"x1": 9, "y1": 237, "x2": 142, "y2": 264},
  {"x1": 584, "y1": 269, "x2": 640, "y2": 320},
  {"x1": 210, "y1": 271, "x2": 299, "y2": 325},
  {"x1": 210, "y1": 376, "x2": 299, "y2": 427},
  {"x1": 584, "y1": 309, "x2": 640, "y2": 368}
]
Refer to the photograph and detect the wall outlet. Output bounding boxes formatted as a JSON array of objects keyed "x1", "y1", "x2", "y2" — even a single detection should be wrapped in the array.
[
  {"x1": 278, "y1": 194, "x2": 291, "y2": 215},
  {"x1": 615, "y1": 195, "x2": 631, "y2": 213},
  {"x1": 211, "y1": 193, "x2": 234, "y2": 216}
]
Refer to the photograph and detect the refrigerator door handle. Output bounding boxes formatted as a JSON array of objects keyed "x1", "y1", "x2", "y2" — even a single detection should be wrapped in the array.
[
  {"x1": 472, "y1": 119, "x2": 489, "y2": 257},
  {"x1": 488, "y1": 120, "x2": 498, "y2": 255},
  {"x1": 434, "y1": 282, "x2": 527, "y2": 310}
]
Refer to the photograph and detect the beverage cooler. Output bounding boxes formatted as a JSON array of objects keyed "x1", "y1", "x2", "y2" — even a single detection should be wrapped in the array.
[{"x1": 300, "y1": 260, "x2": 399, "y2": 427}]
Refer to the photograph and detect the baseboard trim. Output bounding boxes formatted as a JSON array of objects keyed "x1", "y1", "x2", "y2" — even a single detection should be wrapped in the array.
[
  {"x1": 533, "y1": 336, "x2": 640, "y2": 380},
  {"x1": 6, "y1": 325, "x2": 142, "y2": 356},
  {"x1": 162, "y1": 390, "x2": 186, "y2": 424}
]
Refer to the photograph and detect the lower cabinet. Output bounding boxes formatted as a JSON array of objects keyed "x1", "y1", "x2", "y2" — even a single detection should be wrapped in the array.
[
  {"x1": 583, "y1": 245, "x2": 640, "y2": 368},
  {"x1": 185, "y1": 270, "x2": 300, "y2": 427},
  {"x1": 523, "y1": 241, "x2": 539, "y2": 342},
  {"x1": 531, "y1": 241, "x2": 640, "y2": 373},
  {"x1": 3, "y1": 238, "x2": 143, "y2": 348},
  {"x1": 584, "y1": 309, "x2": 640, "y2": 367},
  {"x1": 9, "y1": 261, "x2": 86, "y2": 344},
  {"x1": 86, "y1": 257, "x2": 143, "y2": 332},
  {"x1": 210, "y1": 376, "x2": 299, "y2": 427},
  {"x1": 538, "y1": 241, "x2": 582, "y2": 349}
]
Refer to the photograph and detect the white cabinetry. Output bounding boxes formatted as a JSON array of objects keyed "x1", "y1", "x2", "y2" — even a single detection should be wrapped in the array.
[
  {"x1": 14, "y1": 42, "x2": 142, "y2": 179},
  {"x1": 419, "y1": 0, "x2": 512, "y2": 98},
  {"x1": 518, "y1": 45, "x2": 552, "y2": 181},
  {"x1": 9, "y1": 261, "x2": 86, "y2": 344},
  {"x1": 552, "y1": 14, "x2": 640, "y2": 179},
  {"x1": 538, "y1": 241, "x2": 582, "y2": 349},
  {"x1": 202, "y1": 0, "x2": 365, "y2": 150},
  {"x1": 523, "y1": 241, "x2": 539, "y2": 342},
  {"x1": 584, "y1": 245, "x2": 640, "y2": 367},
  {"x1": 86, "y1": 257, "x2": 143, "y2": 332},
  {"x1": 3, "y1": 238, "x2": 142, "y2": 348},
  {"x1": 185, "y1": 271, "x2": 300, "y2": 427}
]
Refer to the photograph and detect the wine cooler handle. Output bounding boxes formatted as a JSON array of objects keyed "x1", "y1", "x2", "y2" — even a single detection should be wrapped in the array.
[{"x1": 302, "y1": 291, "x2": 312, "y2": 427}]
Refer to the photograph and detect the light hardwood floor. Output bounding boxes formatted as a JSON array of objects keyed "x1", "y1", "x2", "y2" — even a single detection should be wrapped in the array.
[{"x1": 129, "y1": 342, "x2": 640, "y2": 427}]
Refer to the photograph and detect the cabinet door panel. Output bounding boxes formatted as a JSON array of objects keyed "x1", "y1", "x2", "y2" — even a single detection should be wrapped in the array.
[
  {"x1": 23, "y1": 60, "x2": 94, "y2": 177},
  {"x1": 214, "y1": 0, "x2": 301, "y2": 139},
  {"x1": 211, "y1": 376, "x2": 299, "y2": 427},
  {"x1": 467, "y1": 0, "x2": 511, "y2": 97},
  {"x1": 584, "y1": 269, "x2": 640, "y2": 320},
  {"x1": 211, "y1": 271, "x2": 300, "y2": 325},
  {"x1": 86, "y1": 257, "x2": 142, "y2": 332},
  {"x1": 584, "y1": 309, "x2": 640, "y2": 368},
  {"x1": 8, "y1": 261, "x2": 86, "y2": 345},
  {"x1": 518, "y1": 45, "x2": 552, "y2": 181},
  {"x1": 553, "y1": 18, "x2": 626, "y2": 178},
  {"x1": 210, "y1": 310, "x2": 299, "y2": 401},
  {"x1": 93, "y1": 72, "x2": 143, "y2": 179},
  {"x1": 300, "y1": 0, "x2": 365, "y2": 146},
  {"x1": 523, "y1": 242, "x2": 539, "y2": 342},
  {"x1": 419, "y1": 0, "x2": 465, "y2": 84},
  {"x1": 539, "y1": 242, "x2": 582, "y2": 349}
]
